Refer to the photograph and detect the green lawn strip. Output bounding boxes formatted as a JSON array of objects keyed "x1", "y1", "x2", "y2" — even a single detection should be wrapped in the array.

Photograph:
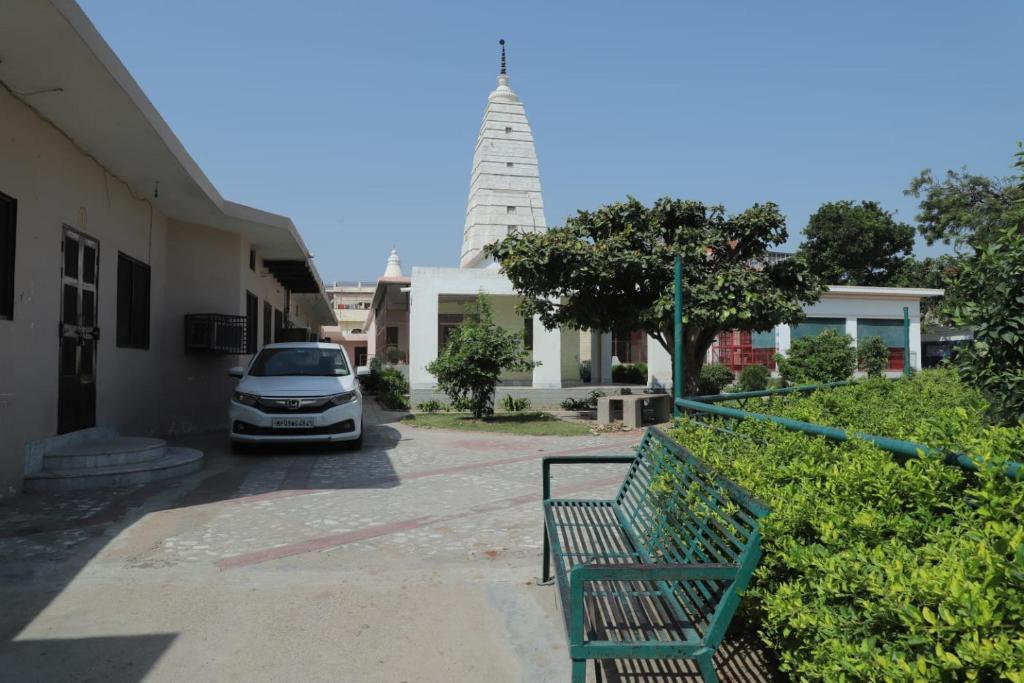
[{"x1": 401, "y1": 411, "x2": 591, "y2": 436}]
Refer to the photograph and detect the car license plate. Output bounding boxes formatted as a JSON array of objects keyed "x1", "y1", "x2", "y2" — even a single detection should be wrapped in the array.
[{"x1": 272, "y1": 417, "x2": 315, "y2": 429}]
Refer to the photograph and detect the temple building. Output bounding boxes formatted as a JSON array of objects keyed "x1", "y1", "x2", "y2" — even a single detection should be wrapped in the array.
[
  {"x1": 407, "y1": 41, "x2": 592, "y2": 403},
  {"x1": 388, "y1": 41, "x2": 941, "y2": 405}
]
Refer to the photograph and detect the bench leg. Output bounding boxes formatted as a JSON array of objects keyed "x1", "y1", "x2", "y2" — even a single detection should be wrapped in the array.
[
  {"x1": 541, "y1": 523, "x2": 552, "y2": 584},
  {"x1": 597, "y1": 399, "x2": 611, "y2": 425},
  {"x1": 696, "y1": 653, "x2": 719, "y2": 683},
  {"x1": 571, "y1": 658, "x2": 586, "y2": 683}
]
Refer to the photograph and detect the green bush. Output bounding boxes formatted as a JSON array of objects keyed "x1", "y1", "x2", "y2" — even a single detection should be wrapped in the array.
[
  {"x1": 669, "y1": 370, "x2": 1024, "y2": 681},
  {"x1": 451, "y1": 396, "x2": 475, "y2": 412},
  {"x1": 697, "y1": 363, "x2": 734, "y2": 395},
  {"x1": 427, "y1": 294, "x2": 535, "y2": 418},
  {"x1": 500, "y1": 395, "x2": 530, "y2": 412},
  {"x1": 561, "y1": 390, "x2": 605, "y2": 412},
  {"x1": 360, "y1": 358, "x2": 409, "y2": 409},
  {"x1": 737, "y1": 364, "x2": 772, "y2": 392},
  {"x1": 612, "y1": 362, "x2": 648, "y2": 384},
  {"x1": 947, "y1": 227, "x2": 1024, "y2": 424},
  {"x1": 857, "y1": 335, "x2": 890, "y2": 377},
  {"x1": 776, "y1": 329, "x2": 856, "y2": 384},
  {"x1": 375, "y1": 366, "x2": 409, "y2": 410},
  {"x1": 416, "y1": 400, "x2": 447, "y2": 413}
]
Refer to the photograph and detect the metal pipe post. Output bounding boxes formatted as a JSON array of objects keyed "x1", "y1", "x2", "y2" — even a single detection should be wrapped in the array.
[{"x1": 673, "y1": 255, "x2": 683, "y2": 415}]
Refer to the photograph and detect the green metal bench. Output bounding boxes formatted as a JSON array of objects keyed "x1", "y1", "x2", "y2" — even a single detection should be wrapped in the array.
[{"x1": 541, "y1": 427, "x2": 769, "y2": 683}]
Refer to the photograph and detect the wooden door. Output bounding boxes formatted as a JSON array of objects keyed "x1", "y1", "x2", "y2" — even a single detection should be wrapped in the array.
[{"x1": 58, "y1": 227, "x2": 99, "y2": 434}]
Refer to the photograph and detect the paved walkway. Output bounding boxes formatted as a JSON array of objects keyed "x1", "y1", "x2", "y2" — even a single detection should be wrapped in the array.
[{"x1": 0, "y1": 403, "x2": 777, "y2": 682}]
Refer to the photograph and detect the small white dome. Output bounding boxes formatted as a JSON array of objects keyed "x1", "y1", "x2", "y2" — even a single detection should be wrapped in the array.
[{"x1": 383, "y1": 248, "x2": 404, "y2": 278}]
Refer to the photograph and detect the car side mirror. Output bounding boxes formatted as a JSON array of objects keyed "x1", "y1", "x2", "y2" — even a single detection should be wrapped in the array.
[
  {"x1": 356, "y1": 366, "x2": 370, "y2": 377},
  {"x1": 228, "y1": 366, "x2": 244, "y2": 378}
]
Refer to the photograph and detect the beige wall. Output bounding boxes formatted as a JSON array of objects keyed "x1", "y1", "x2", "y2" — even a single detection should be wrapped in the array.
[
  {"x1": 0, "y1": 86, "x2": 172, "y2": 499},
  {"x1": 0, "y1": 85, "x2": 321, "y2": 500}
]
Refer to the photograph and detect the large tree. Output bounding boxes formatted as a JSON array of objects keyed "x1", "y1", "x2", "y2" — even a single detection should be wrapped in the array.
[
  {"x1": 905, "y1": 157, "x2": 1024, "y2": 250},
  {"x1": 797, "y1": 200, "x2": 915, "y2": 285},
  {"x1": 485, "y1": 197, "x2": 823, "y2": 395}
]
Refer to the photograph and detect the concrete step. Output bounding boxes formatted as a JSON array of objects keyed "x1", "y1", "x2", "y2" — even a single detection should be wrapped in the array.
[
  {"x1": 24, "y1": 447, "x2": 204, "y2": 493},
  {"x1": 42, "y1": 436, "x2": 168, "y2": 471}
]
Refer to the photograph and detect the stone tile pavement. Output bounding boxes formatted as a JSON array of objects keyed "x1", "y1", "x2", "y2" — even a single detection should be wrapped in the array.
[{"x1": 0, "y1": 401, "x2": 778, "y2": 682}]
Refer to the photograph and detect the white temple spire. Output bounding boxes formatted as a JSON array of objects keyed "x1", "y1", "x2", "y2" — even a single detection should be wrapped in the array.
[
  {"x1": 382, "y1": 248, "x2": 404, "y2": 278},
  {"x1": 459, "y1": 39, "x2": 547, "y2": 268}
]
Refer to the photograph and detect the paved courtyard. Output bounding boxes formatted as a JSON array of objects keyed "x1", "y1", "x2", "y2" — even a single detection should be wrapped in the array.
[{"x1": 0, "y1": 404, "x2": 776, "y2": 682}]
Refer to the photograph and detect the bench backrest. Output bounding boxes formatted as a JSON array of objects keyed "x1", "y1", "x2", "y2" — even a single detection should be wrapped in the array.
[{"x1": 613, "y1": 427, "x2": 769, "y2": 647}]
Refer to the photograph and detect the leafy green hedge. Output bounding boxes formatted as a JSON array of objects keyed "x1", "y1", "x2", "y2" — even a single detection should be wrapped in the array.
[{"x1": 670, "y1": 371, "x2": 1024, "y2": 681}]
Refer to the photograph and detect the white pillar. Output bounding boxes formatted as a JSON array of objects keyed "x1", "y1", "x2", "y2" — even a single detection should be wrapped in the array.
[
  {"x1": 777, "y1": 323, "x2": 792, "y2": 356},
  {"x1": 646, "y1": 335, "x2": 672, "y2": 390},
  {"x1": 532, "y1": 317, "x2": 562, "y2": 388},
  {"x1": 909, "y1": 314, "x2": 922, "y2": 370},
  {"x1": 845, "y1": 317, "x2": 858, "y2": 344},
  {"x1": 409, "y1": 287, "x2": 438, "y2": 389}
]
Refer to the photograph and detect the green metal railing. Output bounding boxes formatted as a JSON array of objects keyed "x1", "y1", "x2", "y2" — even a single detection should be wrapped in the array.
[{"x1": 675, "y1": 393, "x2": 1022, "y2": 481}]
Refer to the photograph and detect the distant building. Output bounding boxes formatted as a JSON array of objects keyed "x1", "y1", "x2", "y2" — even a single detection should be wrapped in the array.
[
  {"x1": 322, "y1": 280, "x2": 375, "y2": 367},
  {"x1": 365, "y1": 250, "x2": 411, "y2": 366}
]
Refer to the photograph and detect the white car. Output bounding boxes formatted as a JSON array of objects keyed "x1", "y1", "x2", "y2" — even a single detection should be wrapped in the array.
[{"x1": 228, "y1": 342, "x2": 363, "y2": 450}]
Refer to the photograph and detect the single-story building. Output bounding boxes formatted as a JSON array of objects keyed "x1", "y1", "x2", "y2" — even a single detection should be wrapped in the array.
[{"x1": 0, "y1": 0, "x2": 334, "y2": 499}]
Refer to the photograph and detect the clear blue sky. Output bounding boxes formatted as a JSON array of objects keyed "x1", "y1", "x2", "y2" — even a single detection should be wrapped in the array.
[{"x1": 79, "y1": 0, "x2": 1022, "y2": 283}]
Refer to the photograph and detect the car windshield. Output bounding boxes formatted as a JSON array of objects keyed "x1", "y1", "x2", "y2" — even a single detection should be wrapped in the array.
[{"x1": 249, "y1": 348, "x2": 350, "y2": 377}]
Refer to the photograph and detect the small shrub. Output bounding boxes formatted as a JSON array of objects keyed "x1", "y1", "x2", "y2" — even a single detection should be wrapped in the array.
[
  {"x1": 578, "y1": 360, "x2": 591, "y2": 382},
  {"x1": 376, "y1": 366, "x2": 409, "y2": 410},
  {"x1": 737, "y1": 364, "x2": 772, "y2": 392},
  {"x1": 857, "y1": 335, "x2": 890, "y2": 377},
  {"x1": 698, "y1": 363, "x2": 734, "y2": 395},
  {"x1": 451, "y1": 396, "x2": 475, "y2": 412},
  {"x1": 612, "y1": 362, "x2": 648, "y2": 384},
  {"x1": 417, "y1": 400, "x2": 448, "y2": 413},
  {"x1": 501, "y1": 395, "x2": 530, "y2": 412},
  {"x1": 427, "y1": 294, "x2": 536, "y2": 418},
  {"x1": 776, "y1": 329, "x2": 856, "y2": 384},
  {"x1": 561, "y1": 390, "x2": 605, "y2": 411}
]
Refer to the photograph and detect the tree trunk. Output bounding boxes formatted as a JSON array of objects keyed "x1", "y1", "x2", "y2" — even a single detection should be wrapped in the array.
[{"x1": 659, "y1": 324, "x2": 714, "y2": 398}]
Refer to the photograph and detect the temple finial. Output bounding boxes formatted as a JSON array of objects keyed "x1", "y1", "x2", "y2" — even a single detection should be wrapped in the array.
[{"x1": 499, "y1": 39, "x2": 506, "y2": 75}]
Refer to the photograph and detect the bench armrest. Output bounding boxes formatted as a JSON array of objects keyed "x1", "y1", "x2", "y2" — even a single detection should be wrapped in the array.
[{"x1": 542, "y1": 455, "x2": 636, "y2": 500}]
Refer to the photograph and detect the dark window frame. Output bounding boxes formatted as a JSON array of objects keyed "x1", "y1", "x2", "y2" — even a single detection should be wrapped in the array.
[
  {"x1": 523, "y1": 316, "x2": 533, "y2": 351},
  {"x1": 0, "y1": 191, "x2": 16, "y2": 320},
  {"x1": 116, "y1": 252, "x2": 150, "y2": 349},
  {"x1": 249, "y1": 248, "x2": 256, "y2": 271}
]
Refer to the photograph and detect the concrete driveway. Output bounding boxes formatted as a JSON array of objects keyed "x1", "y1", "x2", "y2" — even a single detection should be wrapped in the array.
[{"x1": 0, "y1": 403, "x2": 775, "y2": 682}]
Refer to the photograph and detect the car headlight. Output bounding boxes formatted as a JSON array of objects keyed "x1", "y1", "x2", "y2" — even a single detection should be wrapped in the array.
[
  {"x1": 233, "y1": 391, "x2": 259, "y2": 406},
  {"x1": 329, "y1": 391, "x2": 358, "y2": 406}
]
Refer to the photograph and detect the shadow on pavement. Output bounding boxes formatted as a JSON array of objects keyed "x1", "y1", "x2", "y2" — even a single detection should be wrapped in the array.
[{"x1": 0, "y1": 417, "x2": 406, "y2": 677}]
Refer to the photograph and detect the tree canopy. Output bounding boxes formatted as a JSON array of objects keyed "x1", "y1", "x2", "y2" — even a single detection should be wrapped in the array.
[
  {"x1": 905, "y1": 154, "x2": 1024, "y2": 250},
  {"x1": 798, "y1": 200, "x2": 915, "y2": 286},
  {"x1": 485, "y1": 196, "x2": 823, "y2": 395}
]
